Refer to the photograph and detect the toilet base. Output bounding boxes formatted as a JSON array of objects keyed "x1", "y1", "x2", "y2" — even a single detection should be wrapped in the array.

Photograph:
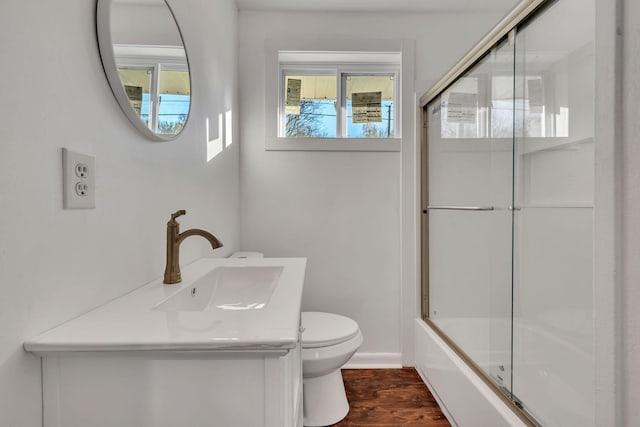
[{"x1": 303, "y1": 369, "x2": 349, "y2": 426}]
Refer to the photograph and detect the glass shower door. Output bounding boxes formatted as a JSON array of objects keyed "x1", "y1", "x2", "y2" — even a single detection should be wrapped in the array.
[
  {"x1": 511, "y1": 1, "x2": 595, "y2": 425},
  {"x1": 426, "y1": 37, "x2": 515, "y2": 394},
  {"x1": 423, "y1": 1, "x2": 596, "y2": 424}
]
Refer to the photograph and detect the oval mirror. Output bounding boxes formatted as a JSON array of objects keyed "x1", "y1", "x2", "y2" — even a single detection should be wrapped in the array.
[{"x1": 96, "y1": 0, "x2": 191, "y2": 141}]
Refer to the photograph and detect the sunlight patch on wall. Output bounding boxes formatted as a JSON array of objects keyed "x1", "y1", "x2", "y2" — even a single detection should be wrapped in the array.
[
  {"x1": 207, "y1": 114, "x2": 224, "y2": 161},
  {"x1": 206, "y1": 110, "x2": 234, "y2": 161},
  {"x1": 225, "y1": 110, "x2": 233, "y2": 146}
]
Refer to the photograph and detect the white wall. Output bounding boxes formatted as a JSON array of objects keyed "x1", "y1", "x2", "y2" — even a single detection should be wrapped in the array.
[
  {"x1": 621, "y1": 0, "x2": 640, "y2": 425},
  {"x1": 111, "y1": 3, "x2": 183, "y2": 46},
  {"x1": 0, "y1": 0, "x2": 239, "y2": 425},
  {"x1": 238, "y1": 10, "x2": 504, "y2": 362}
]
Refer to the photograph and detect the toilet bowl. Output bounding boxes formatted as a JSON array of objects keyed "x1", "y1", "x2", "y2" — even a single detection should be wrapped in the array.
[
  {"x1": 229, "y1": 254, "x2": 363, "y2": 425},
  {"x1": 302, "y1": 311, "x2": 363, "y2": 427}
]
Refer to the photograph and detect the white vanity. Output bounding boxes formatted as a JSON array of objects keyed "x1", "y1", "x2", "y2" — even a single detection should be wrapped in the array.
[{"x1": 24, "y1": 257, "x2": 306, "y2": 427}]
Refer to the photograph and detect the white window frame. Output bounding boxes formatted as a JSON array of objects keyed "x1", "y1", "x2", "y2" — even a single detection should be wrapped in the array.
[
  {"x1": 265, "y1": 38, "x2": 413, "y2": 152},
  {"x1": 278, "y1": 65, "x2": 400, "y2": 140}
]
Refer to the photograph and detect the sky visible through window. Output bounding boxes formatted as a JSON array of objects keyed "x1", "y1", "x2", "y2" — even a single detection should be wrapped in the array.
[{"x1": 140, "y1": 93, "x2": 190, "y2": 133}]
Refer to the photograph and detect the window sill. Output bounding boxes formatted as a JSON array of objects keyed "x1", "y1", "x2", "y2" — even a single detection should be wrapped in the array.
[{"x1": 266, "y1": 137, "x2": 401, "y2": 152}]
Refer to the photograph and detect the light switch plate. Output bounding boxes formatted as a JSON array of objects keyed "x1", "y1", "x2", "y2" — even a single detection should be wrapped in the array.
[{"x1": 63, "y1": 148, "x2": 95, "y2": 209}]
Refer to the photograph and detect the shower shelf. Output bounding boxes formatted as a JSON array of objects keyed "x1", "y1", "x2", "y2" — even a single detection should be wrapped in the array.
[{"x1": 519, "y1": 136, "x2": 593, "y2": 155}]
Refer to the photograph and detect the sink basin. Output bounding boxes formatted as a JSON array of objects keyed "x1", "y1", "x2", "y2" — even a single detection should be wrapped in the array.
[
  {"x1": 23, "y1": 257, "x2": 306, "y2": 354},
  {"x1": 154, "y1": 266, "x2": 284, "y2": 312}
]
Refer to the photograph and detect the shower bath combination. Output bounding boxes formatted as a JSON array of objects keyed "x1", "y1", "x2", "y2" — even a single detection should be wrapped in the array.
[{"x1": 418, "y1": 0, "x2": 596, "y2": 425}]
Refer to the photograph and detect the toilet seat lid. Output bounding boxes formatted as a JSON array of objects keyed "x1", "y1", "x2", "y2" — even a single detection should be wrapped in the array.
[{"x1": 301, "y1": 312, "x2": 360, "y2": 348}]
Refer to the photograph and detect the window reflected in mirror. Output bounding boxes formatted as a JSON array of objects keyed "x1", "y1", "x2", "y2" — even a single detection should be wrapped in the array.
[
  {"x1": 158, "y1": 69, "x2": 190, "y2": 134},
  {"x1": 97, "y1": 0, "x2": 191, "y2": 141},
  {"x1": 118, "y1": 68, "x2": 152, "y2": 128},
  {"x1": 113, "y1": 44, "x2": 190, "y2": 136}
]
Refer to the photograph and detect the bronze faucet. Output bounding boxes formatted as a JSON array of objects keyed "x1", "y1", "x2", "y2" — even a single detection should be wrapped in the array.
[{"x1": 163, "y1": 210, "x2": 223, "y2": 284}]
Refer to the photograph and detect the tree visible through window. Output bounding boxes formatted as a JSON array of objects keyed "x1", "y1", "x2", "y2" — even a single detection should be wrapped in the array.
[
  {"x1": 118, "y1": 66, "x2": 190, "y2": 135},
  {"x1": 286, "y1": 100, "x2": 331, "y2": 137}
]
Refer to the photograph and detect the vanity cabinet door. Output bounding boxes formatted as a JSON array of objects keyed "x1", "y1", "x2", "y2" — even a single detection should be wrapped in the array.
[
  {"x1": 293, "y1": 341, "x2": 303, "y2": 426},
  {"x1": 265, "y1": 341, "x2": 302, "y2": 427}
]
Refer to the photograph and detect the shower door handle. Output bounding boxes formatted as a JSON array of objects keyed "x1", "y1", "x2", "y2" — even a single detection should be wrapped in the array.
[{"x1": 423, "y1": 205, "x2": 495, "y2": 213}]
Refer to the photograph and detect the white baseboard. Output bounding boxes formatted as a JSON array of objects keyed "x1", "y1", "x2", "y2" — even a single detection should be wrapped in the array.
[{"x1": 343, "y1": 352, "x2": 403, "y2": 369}]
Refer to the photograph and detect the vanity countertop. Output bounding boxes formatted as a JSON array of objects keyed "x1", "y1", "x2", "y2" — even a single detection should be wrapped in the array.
[{"x1": 24, "y1": 257, "x2": 306, "y2": 355}]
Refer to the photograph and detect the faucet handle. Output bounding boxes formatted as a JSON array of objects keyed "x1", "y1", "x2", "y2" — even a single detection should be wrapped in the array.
[{"x1": 170, "y1": 210, "x2": 186, "y2": 222}]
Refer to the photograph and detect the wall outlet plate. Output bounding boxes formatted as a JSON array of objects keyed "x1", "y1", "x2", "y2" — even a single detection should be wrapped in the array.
[{"x1": 63, "y1": 148, "x2": 95, "y2": 209}]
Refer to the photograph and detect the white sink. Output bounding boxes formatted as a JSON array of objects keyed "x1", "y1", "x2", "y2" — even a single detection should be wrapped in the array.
[
  {"x1": 23, "y1": 258, "x2": 307, "y2": 427},
  {"x1": 23, "y1": 257, "x2": 306, "y2": 353},
  {"x1": 153, "y1": 266, "x2": 284, "y2": 312}
]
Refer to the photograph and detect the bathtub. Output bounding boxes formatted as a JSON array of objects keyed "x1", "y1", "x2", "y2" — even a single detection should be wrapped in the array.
[{"x1": 415, "y1": 317, "x2": 594, "y2": 426}]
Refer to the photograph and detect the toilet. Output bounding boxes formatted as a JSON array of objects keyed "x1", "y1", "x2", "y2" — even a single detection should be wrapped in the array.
[
  {"x1": 229, "y1": 253, "x2": 363, "y2": 426},
  {"x1": 301, "y1": 312, "x2": 363, "y2": 427}
]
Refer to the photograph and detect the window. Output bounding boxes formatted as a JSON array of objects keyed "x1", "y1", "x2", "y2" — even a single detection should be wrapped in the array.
[
  {"x1": 114, "y1": 45, "x2": 190, "y2": 136},
  {"x1": 265, "y1": 39, "x2": 412, "y2": 151},
  {"x1": 283, "y1": 73, "x2": 338, "y2": 137},
  {"x1": 278, "y1": 52, "x2": 400, "y2": 140},
  {"x1": 344, "y1": 74, "x2": 396, "y2": 138}
]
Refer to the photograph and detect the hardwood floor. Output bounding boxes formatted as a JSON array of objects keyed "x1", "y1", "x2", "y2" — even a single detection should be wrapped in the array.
[{"x1": 330, "y1": 368, "x2": 451, "y2": 427}]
